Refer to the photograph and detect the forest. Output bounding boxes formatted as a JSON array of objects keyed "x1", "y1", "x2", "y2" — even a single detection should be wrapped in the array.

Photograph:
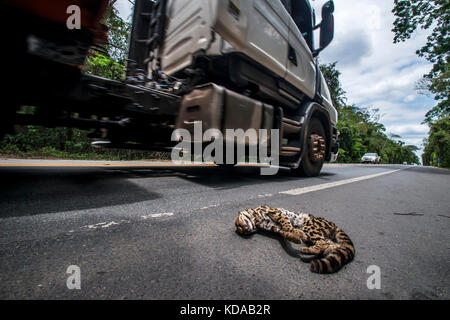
[{"x1": 2, "y1": 3, "x2": 440, "y2": 166}]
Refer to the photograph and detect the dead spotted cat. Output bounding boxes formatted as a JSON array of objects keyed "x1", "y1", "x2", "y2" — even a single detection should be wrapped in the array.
[{"x1": 235, "y1": 205, "x2": 355, "y2": 274}]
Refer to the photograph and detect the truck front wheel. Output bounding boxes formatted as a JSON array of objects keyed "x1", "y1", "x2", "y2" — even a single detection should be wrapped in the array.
[{"x1": 294, "y1": 118, "x2": 327, "y2": 177}]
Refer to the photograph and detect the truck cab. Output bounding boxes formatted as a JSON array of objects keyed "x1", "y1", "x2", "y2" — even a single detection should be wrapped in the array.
[{"x1": 129, "y1": 0, "x2": 339, "y2": 175}]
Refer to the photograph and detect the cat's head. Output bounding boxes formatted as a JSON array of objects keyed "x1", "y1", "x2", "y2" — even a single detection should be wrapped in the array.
[{"x1": 235, "y1": 210, "x2": 257, "y2": 235}]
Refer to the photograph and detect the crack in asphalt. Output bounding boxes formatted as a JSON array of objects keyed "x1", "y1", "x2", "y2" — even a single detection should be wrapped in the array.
[{"x1": 393, "y1": 212, "x2": 424, "y2": 216}]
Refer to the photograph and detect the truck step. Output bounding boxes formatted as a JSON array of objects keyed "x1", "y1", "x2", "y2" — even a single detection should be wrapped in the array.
[
  {"x1": 280, "y1": 146, "x2": 301, "y2": 157},
  {"x1": 281, "y1": 117, "x2": 301, "y2": 136}
]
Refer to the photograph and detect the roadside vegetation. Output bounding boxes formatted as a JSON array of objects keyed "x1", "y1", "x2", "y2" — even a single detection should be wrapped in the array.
[{"x1": 0, "y1": 4, "x2": 421, "y2": 165}]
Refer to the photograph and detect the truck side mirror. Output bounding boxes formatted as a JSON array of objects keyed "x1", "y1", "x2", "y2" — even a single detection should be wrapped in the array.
[{"x1": 313, "y1": 1, "x2": 335, "y2": 57}]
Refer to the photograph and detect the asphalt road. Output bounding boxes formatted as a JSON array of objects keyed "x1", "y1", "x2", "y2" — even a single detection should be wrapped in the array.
[{"x1": 0, "y1": 161, "x2": 449, "y2": 299}]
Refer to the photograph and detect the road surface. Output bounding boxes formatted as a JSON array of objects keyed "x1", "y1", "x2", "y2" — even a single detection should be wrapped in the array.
[{"x1": 0, "y1": 161, "x2": 449, "y2": 299}]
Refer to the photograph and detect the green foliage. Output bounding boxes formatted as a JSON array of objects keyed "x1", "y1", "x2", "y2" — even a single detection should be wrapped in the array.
[
  {"x1": 321, "y1": 63, "x2": 420, "y2": 165},
  {"x1": 104, "y1": 5, "x2": 132, "y2": 63},
  {"x1": 83, "y1": 5, "x2": 131, "y2": 81},
  {"x1": 0, "y1": 125, "x2": 169, "y2": 161},
  {"x1": 392, "y1": 0, "x2": 449, "y2": 167},
  {"x1": 423, "y1": 63, "x2": 450, "y2": 122},
  {"x1": 320, "y1": 62, "x2": 347, "y2": 109},
  {"x1": 392, "y1": 0, "x2": 449, "y2": 67},
  {"x1": 84, "y1": 52, "x2": 126, "y2": 81},
  {"x1": 422, "y1": 115, "x2": 450, "y2": 167}
]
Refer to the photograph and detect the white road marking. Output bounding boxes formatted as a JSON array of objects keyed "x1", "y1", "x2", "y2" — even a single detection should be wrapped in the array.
[
  {"x1": 86, "y1": 222, "x2": 108, "y2": 229},
  {"x1": 257, "y1": 193, "x2": 273, "y2": 198},
  {"x1": 101, "y1": 221, "x2": 120, "y2": 228},
  {"x1": 141, "y1": 212, "x2": 174, "y2": 219},
  {"x1": 82, "y1": 220, "x2": 126, "y2": 230},
  {"x1": 200, "y1": 204, "x2": 220, "y2": 210},
  {"x1": 280, "y1": 169, "x2": 403, "y2": 196}
]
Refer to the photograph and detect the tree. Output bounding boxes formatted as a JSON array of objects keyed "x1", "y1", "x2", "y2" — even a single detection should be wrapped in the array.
[
  {"x1": 422, "y1": 115, "x2": 450, "y2": 167},
  {"x1": 320, "y1": 62, "x2": 347, "y2": 109},
  {"x1": 392, "y1": 0, "x2": 449, "y2": 167},
  {"x1": 83, "y1": 5, "x2": 131, "y2": 80},
  {"x1": 392, "y1": 0, "x2": 449, "y2": 122}
]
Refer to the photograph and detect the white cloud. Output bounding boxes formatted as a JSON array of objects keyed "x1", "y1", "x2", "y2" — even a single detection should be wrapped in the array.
[
  {"x1": 114, "y1": 0, "x2": 133, "y2": 20},
  {"x1": 387, "y1": 123, "x2": 428, "y2": 137},
  {"x1": 404, "y1": 95, "x2": 416, "y2": 103}
]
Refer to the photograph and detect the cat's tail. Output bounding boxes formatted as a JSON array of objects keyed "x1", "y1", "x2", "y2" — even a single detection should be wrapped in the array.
[{"x1": 310, "y1": 228, "x2": 355, "y2": 274}]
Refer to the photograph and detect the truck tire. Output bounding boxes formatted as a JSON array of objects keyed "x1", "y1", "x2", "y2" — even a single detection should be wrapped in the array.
[{"x1": 294, "y1": 118, "x2": 327, "y2": 177}]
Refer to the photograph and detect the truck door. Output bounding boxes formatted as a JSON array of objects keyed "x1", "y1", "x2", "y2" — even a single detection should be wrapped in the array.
[
  {"x1": 244, "y1": 0, "x2": 291, "y2": 79},
  {"x1": 284, "y1": 0, "x2": 316, "y2": 99}
]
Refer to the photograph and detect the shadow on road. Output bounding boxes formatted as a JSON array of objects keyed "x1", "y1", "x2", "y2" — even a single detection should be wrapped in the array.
[
  {"x1": 0, "y1": 168, "x2": 162, "y2": 218},
  {"x1": 171, "y1": 166, "x2": 336, "y2": 190},
  {"x1": 0, "y1": 165, "x2": 336, "y2": 218}
]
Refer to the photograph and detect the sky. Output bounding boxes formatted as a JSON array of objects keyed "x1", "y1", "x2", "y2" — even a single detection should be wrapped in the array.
[
  {"x1": 115, "y1": 0, "x2": 134, "y2": 20},
  {"x1": 115, "y1": 0, "x2": 435, "y2": 159}
]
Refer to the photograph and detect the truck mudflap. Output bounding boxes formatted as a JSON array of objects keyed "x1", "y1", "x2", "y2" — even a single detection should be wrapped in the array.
[
  {"x1": 329, "y1": 128, "x2": 339, "y2": 162},
  {"x1": 175, "y1": 83, "x2": 274, "y2": 146}
]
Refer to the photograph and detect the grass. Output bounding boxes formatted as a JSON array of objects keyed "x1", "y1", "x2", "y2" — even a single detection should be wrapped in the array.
[{"x1": 0, "y1": 146, "x2": 170, "y2": 161}]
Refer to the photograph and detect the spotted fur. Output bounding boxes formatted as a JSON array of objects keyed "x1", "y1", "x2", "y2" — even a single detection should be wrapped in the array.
[{"x1": 235, "y1": 205, "x2": 355, "y2": 274}]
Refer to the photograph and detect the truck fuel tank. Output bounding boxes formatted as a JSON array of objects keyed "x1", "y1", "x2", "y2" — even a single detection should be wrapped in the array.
[{"x1": 175, "y1": 84, "x2": 274, "y2": 146}]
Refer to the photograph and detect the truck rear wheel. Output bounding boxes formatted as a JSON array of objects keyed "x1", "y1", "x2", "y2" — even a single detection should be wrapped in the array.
[{"x1": 293, "y1": 118, "x2": 327, "y2": 177}]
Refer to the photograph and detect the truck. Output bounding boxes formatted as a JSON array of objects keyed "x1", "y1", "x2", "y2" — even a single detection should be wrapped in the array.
[{"x1": 0, "y1": 0, "x2": 339, "y2": 176}]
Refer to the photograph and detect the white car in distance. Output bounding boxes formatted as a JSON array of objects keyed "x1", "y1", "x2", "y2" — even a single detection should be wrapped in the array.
[{"x1": 361, "y1": 153, "x2": 381, "y2": 164}]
